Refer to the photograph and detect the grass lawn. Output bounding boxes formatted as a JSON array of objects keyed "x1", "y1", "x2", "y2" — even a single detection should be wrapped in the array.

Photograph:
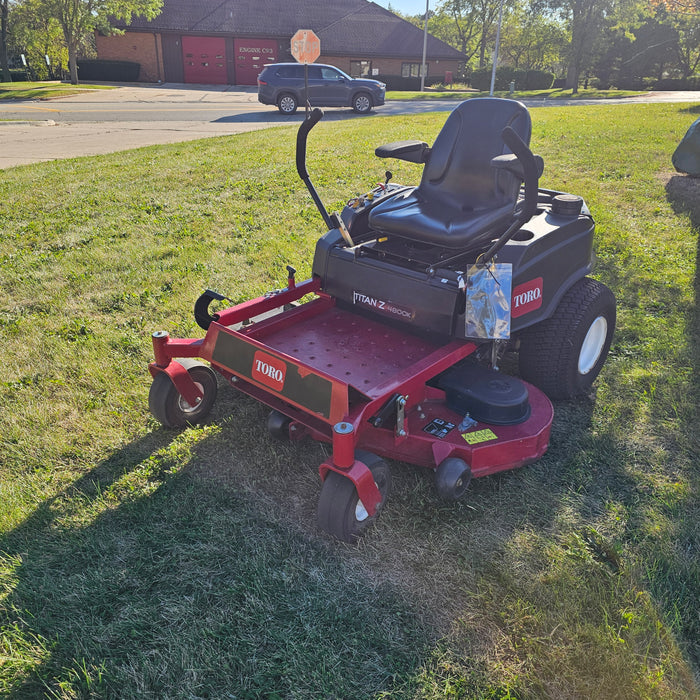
[
  {"x1": 0, "y1": 81, "x2": 116, "y2": 100},
  {"x1": 1, "y1": 103, "x2": 699, "y2": 698},
  {"x1": 386, "y1": 88, "x2": 647, "y2": 100}
]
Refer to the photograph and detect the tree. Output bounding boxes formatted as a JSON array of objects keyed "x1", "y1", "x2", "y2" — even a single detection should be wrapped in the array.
[
  {"x1": 44, "y1": 0, "x2": 162, "y2": 84},
  {"x1": 434, "y1": 0, "x2": 515, "y2": 68},
  {"x1": 545, "y1": 0, "x2": 618, "y2": 92},
  {"x1": 10, "y1": 0, "x2": 68, "y2": 79},
  {"x1": 501, "y1": 6, "x2": 568, "y2": 71},
  {"x1": 1, "y1": 0, "x2": 11, "y2": 81},
  {"x1": 433, "y1": 0, "x2": 482, "y2": 62}
]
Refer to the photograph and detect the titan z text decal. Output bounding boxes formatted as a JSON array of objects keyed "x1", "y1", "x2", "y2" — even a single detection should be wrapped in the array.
[{"x1": 353, "y1": 291, "x2": 415, "y2": 321}]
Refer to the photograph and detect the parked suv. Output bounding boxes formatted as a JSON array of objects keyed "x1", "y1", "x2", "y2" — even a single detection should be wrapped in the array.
[{"x1": 257, "y1": 63, "x2": 386, "y2": 115}]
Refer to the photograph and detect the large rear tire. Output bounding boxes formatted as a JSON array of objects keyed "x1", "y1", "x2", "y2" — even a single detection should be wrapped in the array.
[
  {"x1": 518, "y1": 278, "x2": 615, "y2": 400},
  {"x1": 317, "y1": 451, "x2": 391, "y2": 543}
]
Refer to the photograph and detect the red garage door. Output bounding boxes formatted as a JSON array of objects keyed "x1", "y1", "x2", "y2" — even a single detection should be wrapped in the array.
[
  {"x1": 182, "y1": 36, "x2": 227, "y2": 84},
  {"x1": 234, "y1": 38, "x2": 278, "y2": 85}
]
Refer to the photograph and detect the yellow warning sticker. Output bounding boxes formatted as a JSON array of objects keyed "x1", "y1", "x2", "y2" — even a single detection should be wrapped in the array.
[{"x1": 462, "y1": 429, "x2": 498, "y2": 445}]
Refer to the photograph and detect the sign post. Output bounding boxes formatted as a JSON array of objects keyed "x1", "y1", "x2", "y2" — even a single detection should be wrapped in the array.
[{"x1": 291, "y1": 29, "x2": 321, "y2": 118}]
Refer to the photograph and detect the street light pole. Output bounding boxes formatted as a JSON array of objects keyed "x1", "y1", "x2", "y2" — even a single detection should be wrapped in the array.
[{"x1": 420, "y1": 0, "x2": 429, "y2": 92}]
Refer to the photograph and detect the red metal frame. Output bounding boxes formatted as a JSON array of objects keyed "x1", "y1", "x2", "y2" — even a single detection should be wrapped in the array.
[{"x1": 150, "y1": 277, "x2": 554, "y2": 517}]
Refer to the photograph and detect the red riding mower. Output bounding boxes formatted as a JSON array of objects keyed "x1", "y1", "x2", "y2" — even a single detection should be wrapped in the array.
[{"x1": 147, "y1": 98, "x2": 616, "y2": 542}]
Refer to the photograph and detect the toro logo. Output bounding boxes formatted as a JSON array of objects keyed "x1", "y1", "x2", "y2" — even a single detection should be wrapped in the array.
[
  {"x1": 252, "y1": 351, "x2": 287, "y2": 392},
  {"x1": 511, "y1": 277, "x2": 543, "y2": 318}
]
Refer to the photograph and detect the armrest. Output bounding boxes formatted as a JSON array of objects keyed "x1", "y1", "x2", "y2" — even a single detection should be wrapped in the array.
[
  {"x1": 375, "y1": 140, "x2": 431, "y2": 164},
  {"x1": 491, "y1": 153, "x2": 544, "y2": 179}
]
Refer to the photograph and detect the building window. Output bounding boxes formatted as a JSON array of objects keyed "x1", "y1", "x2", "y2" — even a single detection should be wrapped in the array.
[
  {"x1": 350, "y1": 60, "x2": 371, "y2": 78},
  {"x1": 401, "y1": 62, "x2": 427, "y2": 78}
]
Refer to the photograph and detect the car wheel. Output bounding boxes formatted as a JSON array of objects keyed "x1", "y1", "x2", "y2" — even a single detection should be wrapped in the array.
[
  {"x1": 518, "y1": 277, "x2": 616, "y2": 400},
  {"x1": 352, "y1": 92, "x2": 372, "y2": 114},
  {"x1": 277, "y1": 93, "x2": 298, "y2": 114}
]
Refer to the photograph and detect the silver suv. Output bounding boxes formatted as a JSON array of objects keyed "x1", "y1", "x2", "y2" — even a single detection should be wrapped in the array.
[{"x1": 257, "y1": 63, "x2": 386, "y2": 115}]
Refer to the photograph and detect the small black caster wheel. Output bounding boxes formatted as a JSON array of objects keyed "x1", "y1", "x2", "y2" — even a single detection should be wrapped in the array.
[
  {"x1": 149, "y1": 359, "x2": 217, "y2": 428},
  {"x1": 317, "y1": 451, "x2": 391, "y2": 543},
  {"x1": 267, "y1": 410, "x2": 292, "y2": 441},
  {"x1": 435, "y1": 457, "x2": 472, "y2": 501}
]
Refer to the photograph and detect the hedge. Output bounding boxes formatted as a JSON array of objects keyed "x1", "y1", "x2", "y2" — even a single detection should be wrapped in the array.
[
  {"x1": 375, "y1": 74, "x2": 447, "y2": 91},
  {"x1": 654, "y1": 76, "x2": 700, "y2": 90},
  {"x1": 77, "y1": 60, "x2": 140, "y2": 82},
  {"x1": 470, "y1": 67, "x2": 554, "y2": 91}
]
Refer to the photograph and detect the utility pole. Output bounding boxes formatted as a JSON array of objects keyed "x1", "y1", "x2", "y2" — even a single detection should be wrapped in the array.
[
  {"x1": 489, "y1": 0, "x2": 505, "y2": 96},
  {"x1": 420, "y1": 0, "x2": 428, "y2": 91},
  {"x1": 1, "y1": 0, "x2": 12, "y2": 83}
]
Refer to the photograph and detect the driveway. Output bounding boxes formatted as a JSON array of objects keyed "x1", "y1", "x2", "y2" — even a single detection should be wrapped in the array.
[{"x1": 1, "y1": 83, "x2": 698, "y2": 169}]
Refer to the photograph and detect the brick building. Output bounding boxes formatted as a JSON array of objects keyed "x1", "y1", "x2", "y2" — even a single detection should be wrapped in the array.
[{"x1": 97, "y1": 0, "x2": 465, "y2": 86}]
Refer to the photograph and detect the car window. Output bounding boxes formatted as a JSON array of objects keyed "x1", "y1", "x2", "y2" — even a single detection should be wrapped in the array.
[
  {"x1": 320, "y1": 67, "x2": 345, "y2": 81},
  {"x1": 275, "y1": 65, "x2": 303, "y2": 78}
]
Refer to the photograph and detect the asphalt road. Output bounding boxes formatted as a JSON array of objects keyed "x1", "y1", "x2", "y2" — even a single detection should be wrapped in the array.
[{"x1": 1, "y1": 83, "x2": 699, "y2": 169}]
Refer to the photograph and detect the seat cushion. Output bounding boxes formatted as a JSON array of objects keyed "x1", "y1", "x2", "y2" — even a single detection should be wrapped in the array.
[{"x1": 368, "y1": 187, "x2": 517, "y2": 249}]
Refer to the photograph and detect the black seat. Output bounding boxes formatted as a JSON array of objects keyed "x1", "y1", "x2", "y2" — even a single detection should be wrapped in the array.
[{"x1": 368, "y1": 98, "x2": 534, "y2": 250}]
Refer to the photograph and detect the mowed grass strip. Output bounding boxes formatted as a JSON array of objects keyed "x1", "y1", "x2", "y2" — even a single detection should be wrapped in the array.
[
  {"x1": 0, "y1": 81, "x2": 116, "y2": 100},
  {"x1": 1, "y1": 104, "x2": 699, "y2": 698},
  {"x1": 386, "y1": 88, "x2": 646, "y2": 100}
]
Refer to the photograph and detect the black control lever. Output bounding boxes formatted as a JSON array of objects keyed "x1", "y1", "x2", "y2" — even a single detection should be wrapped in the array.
[
  {"x1": 479, "y1": 126, "x2": 540, "y2": 265},
  {"x1": 296, "y1": 108, "x2": 334, "y2": 230}
]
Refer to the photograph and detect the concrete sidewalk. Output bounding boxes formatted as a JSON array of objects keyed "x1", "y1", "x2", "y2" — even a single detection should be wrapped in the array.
[{"x1": 0, "y1": 118, "x2": 273, "y2": 168}]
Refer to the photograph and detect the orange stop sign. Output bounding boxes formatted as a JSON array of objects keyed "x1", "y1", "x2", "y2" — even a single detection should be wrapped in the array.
[{"x1": 291, "y1": 29, "x2": 321, "y2": 64}]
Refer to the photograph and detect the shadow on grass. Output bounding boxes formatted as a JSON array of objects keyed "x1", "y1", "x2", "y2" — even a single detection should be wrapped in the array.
[
  {"x1": 4, "y1": 370, "x2": 698, "y2": 696},
  {"x1": 661, "y1": 174, "x2": 700, "y2": 670},
  {"x1": 212, "y1": 109, "x2": 374, "y2": 125},
  {"x1": 1, "y1": 365, "x2": 622, "y2": 699},
  {"x1": 0, "y1": 399, "x2": 431, "y2": 698}
]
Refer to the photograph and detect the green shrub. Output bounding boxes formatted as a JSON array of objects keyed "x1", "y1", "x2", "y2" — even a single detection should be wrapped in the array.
[
  {"x1": 654, "y1": 75, "x2": 700, "y2": 90},
  {"x1": 612, "y1": 76, "x2": 657, "y2": 90},
  {"x1": 8, "y1": 69, "x2": 29, "y2": 82},
  {"x1": 470, "y1": 67, "x2": 554, "y2": 91},
  {"x1": 375, "y1": 74, "x2": 446, "y2": 91},
  {"x1": 77, "y1": 59, "x2": 140, "y2": 82}
]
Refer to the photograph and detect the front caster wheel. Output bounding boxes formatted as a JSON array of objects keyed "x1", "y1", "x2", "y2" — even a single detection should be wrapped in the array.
[
  {"x1": 317, "y1": 451, "x2": 391, "y2": 543},
  {"x1": 435, "y1": 457, "x2": 472, "y2": 501},
  {"x1": 149, "y1": 359, "x2": 218, "y2": 428}
]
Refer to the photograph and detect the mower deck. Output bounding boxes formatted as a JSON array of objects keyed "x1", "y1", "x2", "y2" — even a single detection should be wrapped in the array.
[{"x1": 151, "y1": 279, "x2": 553, "y2": 493}]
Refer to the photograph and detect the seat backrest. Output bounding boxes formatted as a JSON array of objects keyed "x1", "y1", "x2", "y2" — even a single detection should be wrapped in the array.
[{"x1": 419, "y1": 98, "x2": 532, "y2": 212}]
